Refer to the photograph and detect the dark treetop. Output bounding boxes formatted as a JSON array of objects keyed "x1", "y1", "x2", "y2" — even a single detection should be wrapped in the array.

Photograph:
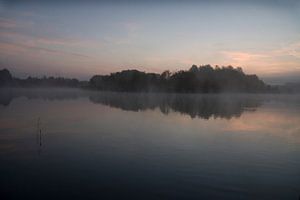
[
  {"x1": 1, "y1": 65, "x2": 280, "y2": 93},
  {"x1": 90, "y1": 65, "x2": 272, "y2": 93},
  {"x1": 0, "y1": 68, "x2": 84, "y2": 88}
]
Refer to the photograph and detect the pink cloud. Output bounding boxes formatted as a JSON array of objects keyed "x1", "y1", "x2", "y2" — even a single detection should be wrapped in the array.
[
  {"x1": 0, "y1": 18, "x2": 17, "y2": 28},
  {"x1": 219, "y1": 41, "x2": 300, "y2": 75},
  {"x1": 0, "y1": 41, "x2": 91, "y2": 58}
]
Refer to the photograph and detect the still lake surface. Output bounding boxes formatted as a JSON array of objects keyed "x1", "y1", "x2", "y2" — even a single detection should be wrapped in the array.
[{"x1": 0, "y1": 88, "x2": 300, "y2": 199}]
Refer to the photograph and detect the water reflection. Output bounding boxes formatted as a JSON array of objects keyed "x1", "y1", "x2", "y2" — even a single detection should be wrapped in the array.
[
  {"x1": 0, "y1": 88, "x2": 85, "y2": 105},
  {"x1": 89, "y1": 93, "x2": 262, "y2": 119},
  {"x1": 1, "y1": 89, "x2": 300, "y2": 199},
  {"x1": 1, "y1": 88, "x2": 300, "y2": 120},
  {"x1": 36, "y1": 117, "x2": 44, "y2": 155},
  {"x1": 0, "y1": 88, "x2": 265, "y2": 119}
]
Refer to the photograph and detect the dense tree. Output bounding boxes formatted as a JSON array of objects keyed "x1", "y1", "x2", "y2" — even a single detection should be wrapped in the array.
[
  {"x1": 0, "y1": 69, "x2": 13, "y2": 87},
  {"x1": 15, "y1": 76, "x2": 80, "y2": 87},
  {"x1": 90, "y1": 65, "x2": 269, "y2": 93},
  {"x1": 0, "y1": 69, "x2": 81, "y2": 88},
  {"x1": 0, "y1": 66, "x2": 276, "y2": 93}
]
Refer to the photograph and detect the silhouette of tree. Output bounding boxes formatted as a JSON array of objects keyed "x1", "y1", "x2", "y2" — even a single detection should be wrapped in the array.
[
  {"x1": 0, "y1": 69, "x2": 13, "y2": 87},
  {"x1": 89, "y1": 65, "x2": 270, "y2": 93},
  {"x1": 0, "y1": 67, "x2": 273, "y2": 93}
]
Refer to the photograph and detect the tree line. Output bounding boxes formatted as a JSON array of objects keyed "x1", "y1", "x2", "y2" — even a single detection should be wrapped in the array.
[
  {"x1": 1, "y1": 65, "x2": 281, "y2": 93},
  {"x1": 0, "y1": 69, "x2": 85, "y2": 88},
  {"x1": 90, "y1": 65, "x2": 272, "y2": 93}
]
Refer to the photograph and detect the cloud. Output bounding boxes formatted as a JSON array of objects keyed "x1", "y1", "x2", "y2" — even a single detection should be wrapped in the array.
[
  {"x1": 0, "y1": 17, "x2": 34, "y2": 29},
  {"x1": 220, "y1": 40, "x2": 300, "y2": 76},
  {"x1": 274, "y1": 41, "x2": 300, "y2": 58},
  {"x1": 0, "y1": 16, "x2": 102, "y2": 58},
  {"x1": 0, "y1": 29, "x2": 99, "y2": 49},
  {"x1": 0, "y1": 27, "x2": 100, "y2": 59},
  {"x1": 221, "y1": 51, "x2": 268, "y2": 63},
  {"x1": 0, "y1": 18, "x2": 17, "y2": 28},
  {"x1": 0, "y1": 41, "x2": 91, "y2": 58},
  {"x1": 103, "y1": 21, "x2": 140, "y2": 46},
  {"x1": 123, "y1": 22, "x2": 139, "y2": 33}
]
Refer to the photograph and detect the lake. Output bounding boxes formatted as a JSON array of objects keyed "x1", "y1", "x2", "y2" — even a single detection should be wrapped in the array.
[{"x1": 0, "y1": 88, "x2": 300, "y2": 199}]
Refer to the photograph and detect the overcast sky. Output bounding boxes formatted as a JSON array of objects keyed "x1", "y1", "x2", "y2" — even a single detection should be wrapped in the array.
[{"x1": 0, "y1": 0, "x2": 299, "y2": 84}]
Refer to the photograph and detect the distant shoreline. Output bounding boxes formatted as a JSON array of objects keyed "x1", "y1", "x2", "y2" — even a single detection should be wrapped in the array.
[{"x1": 1, "y1": 66, "x2": 299, "y2": 93}]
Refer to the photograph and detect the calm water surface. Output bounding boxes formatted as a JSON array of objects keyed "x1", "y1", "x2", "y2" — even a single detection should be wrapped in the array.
[{"x1": 0, "y1": 89, "x2": 300, "y2": 199}]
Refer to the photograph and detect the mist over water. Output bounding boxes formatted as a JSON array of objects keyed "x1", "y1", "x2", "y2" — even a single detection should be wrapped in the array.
[
  {"x1": 1, "y1": 0, "x2": 299, "y2": 198},
  {"x1": 0, "y1": 88, "x2": 300, "y2": 199},
  {"x1": 2, "y1": 88, "x2": 299, "y2": 119}
]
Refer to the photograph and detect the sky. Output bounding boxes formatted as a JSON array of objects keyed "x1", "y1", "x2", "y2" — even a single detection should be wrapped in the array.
[{"x1": 0, "y1": 0, "x2": 299, "y2": 84}]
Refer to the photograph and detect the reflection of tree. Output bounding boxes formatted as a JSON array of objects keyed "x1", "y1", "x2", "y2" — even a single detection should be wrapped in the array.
[
  {"x1": 0, "y1": 90, "x2": 13, "y2": 106},
  {"x1": 167, "y1": 95, "x2": 262, "y2": 119},
  {"x1": 0, "y1": 89, "x2": 263, "y2": 119},
  {"x1": 90, "y1": 93, "x2": 262, "y2": 119},
  {"x1": 0, "y1": 89, "x2": 87, "y2": 106}
]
